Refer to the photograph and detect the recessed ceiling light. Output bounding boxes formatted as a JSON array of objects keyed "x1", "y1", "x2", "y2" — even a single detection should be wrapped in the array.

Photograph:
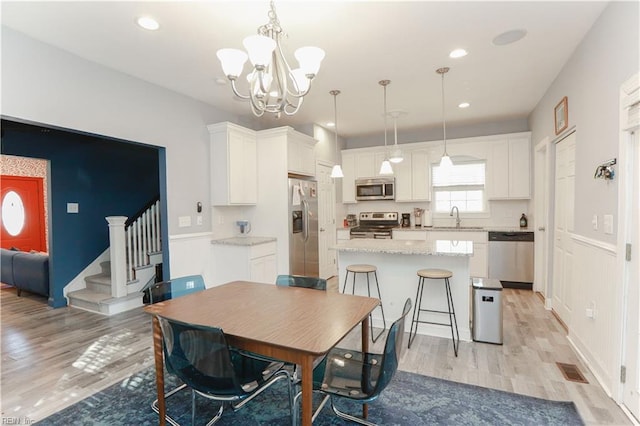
[
  {"x1": 449, "y1": 49, "x2": 468, "y2": 59},
  {"x1": 458, "y1": 102, "x2": 470, "y2": 108},
  {"x1": 492, "y1": 29, "x2": 527, "y2": 46},
  {"x1": 137, "y1": 16, "x2": 160, "y2": 31},
  {"x1": 326, "y1": 122, "x2": 335, "y2": 127}
]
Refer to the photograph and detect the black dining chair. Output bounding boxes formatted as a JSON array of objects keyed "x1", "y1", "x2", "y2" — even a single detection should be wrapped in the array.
[
  {"x1": 144, "y1": 274, "x2": 206, "y2": 304},
  {"x1": 275, "y1": 274, "x2": 327, "y2": 290},
  {"x1": 154, "y1": 315, "x2": 294, "y2": 426},
  {"x1": 308, "y1": 298, "x2": 412, "y2": 425}
]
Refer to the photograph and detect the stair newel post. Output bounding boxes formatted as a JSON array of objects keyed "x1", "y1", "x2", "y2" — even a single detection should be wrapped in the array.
[{"x1": 106, "y1": 216, "x2": 128, "y2": 298}]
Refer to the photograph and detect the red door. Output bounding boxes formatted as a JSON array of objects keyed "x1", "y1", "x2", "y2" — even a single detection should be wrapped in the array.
[{"x1": 1, "y1": 175, "x2": 46, "y2": 252}]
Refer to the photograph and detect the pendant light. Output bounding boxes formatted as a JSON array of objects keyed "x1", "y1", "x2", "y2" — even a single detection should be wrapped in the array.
[
  {"x1": 437, "y1": 67, "x2": 453, "y2": 169},
  {"x1": 329, "y1": 90, "x2": 344, "y2": 178},
  {"x1": 379, "y1": 80, "x2": 393, "y2": 175},
  {"x1": 388, "y1": 110, "x2": 406, "y2": 163}
]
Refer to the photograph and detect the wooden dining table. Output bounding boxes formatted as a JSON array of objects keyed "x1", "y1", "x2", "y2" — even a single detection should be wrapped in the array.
[{"x1": 144, "y1": 280, "x2": 380, "y2": 425}]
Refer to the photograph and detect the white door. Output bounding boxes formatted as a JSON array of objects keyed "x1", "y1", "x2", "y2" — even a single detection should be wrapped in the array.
[
  {"x1": 534, "y1": 138, "x2": 550, "y2": 301},
  {"x1": 552, "y1": 132, "x2": 576, "y2": 325},
  {"x1": 622, "y1": 129, "x2": 640, "y2": 420},
  {"x1": 317, "y1": 163, "x2": 337, "y2": 279}
]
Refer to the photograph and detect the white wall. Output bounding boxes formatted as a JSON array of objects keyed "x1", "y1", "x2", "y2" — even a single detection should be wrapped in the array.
[
  {"x1": 527, "y1": 1, "x2": 639, "y2": 396},
  {"x1": 1, "y1": 27, "x2": 249, "y2": 238},
  {"x1": 529, "y1": 1, "x2": 639, "y2": 245}
]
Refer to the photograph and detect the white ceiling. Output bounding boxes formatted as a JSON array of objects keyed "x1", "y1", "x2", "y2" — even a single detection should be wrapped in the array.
[{"x1": 1, "y1": 1, "x2": 608, "y2": 138}]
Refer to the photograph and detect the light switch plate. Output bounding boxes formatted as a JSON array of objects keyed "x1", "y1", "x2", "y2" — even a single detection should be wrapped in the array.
[
  {"x1": 604, "y1": 214, "x2": 614, "y2": 235},
  {"x1": 67, "y1": 202, "x2": 79, "y2": 214},
  {"x1": 178, "y1": 216, "x2": 191, "y2": 228}
]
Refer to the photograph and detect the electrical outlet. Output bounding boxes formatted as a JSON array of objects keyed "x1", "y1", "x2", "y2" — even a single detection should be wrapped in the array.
[
  {"x1": 592, "y1": 215, "x2": 598, "y2": 230},
  {"x1": 586, "y1": 308, "x2": 594, "y2": 318},
  {"x1": 196, "y1": 215, "x2": 203, "y2": 226}
]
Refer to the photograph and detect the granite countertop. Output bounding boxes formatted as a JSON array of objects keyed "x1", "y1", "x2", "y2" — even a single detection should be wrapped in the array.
[
  {"x1": 392, "y1": 226, "x2": 532, "y2": 233},
  {"x1": 211, "y1": 236, "x2": 277, "y2": 246},
  {"x1": 331, "y1": 239, "x2": 473, "y2": 256}
]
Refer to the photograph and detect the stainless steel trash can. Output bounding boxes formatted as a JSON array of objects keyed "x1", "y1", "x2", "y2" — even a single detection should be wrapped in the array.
[{"x1": 472, "y1": 277, "x2": 503, "y2": 344}]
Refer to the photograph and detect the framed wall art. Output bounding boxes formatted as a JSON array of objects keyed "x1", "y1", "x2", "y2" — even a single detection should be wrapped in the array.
[{"x1": 554, "y1": 96, "x2": 568, "y2": 135}]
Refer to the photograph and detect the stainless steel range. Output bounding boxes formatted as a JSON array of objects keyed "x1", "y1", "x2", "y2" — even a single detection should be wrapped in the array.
[{"x1": 350, "y1": 212, "x2": 399, "y2": 239}]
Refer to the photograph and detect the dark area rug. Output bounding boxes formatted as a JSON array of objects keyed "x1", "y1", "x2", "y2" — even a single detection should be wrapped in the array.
[{"x1": 36, "y1": 366, "x2": 583, "y2": 425}]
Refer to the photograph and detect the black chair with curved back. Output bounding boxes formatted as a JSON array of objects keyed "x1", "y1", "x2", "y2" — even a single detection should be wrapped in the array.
[
  {"x1": 155, "y1": 315, "x2": 294, "y2": 425},
  {"x1": 145, "y1": 274, "x2": 206, "y2": 304},
  {"x1": 309, "y1": 298, "x2": 412, "y2": 425},
  {"x1": 275, "y1": 274, "x2": 327, "y2": 291}
]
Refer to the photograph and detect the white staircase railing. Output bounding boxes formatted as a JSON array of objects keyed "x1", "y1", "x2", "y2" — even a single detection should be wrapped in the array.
[
  {"x1": 106, "y1": 199, "x2": 161, "y2": 296},
  {"x1": 125, "y1": 200, "x2": 161, "y2": 282}
]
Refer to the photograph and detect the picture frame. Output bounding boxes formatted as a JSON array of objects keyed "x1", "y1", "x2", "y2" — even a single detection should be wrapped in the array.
[{"x1": 554, "y1": 96, "x2": 568, "y2": 135}]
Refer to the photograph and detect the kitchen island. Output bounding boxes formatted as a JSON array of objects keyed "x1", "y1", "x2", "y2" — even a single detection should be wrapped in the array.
[{"x1": 332, "y1": 239, "x2": 474, "y2": 341}]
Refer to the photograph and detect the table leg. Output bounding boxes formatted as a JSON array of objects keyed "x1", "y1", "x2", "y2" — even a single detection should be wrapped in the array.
[
  {"x1": 300, "y1": 356, "x2": 313, "y2": 426},
  {"x1": 152, "y1": 316, "x2": 166, "y2": 426},
  {"x1": 361, "y1": 314, "x2": 369, "y2": 420}
]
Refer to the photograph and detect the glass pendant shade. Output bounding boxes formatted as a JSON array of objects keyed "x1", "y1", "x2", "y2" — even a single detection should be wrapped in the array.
[
  {"x1": 439, "y1": 153, "x2": 453, "y2": 169},
  {"x1": 295, "y1": 46, "x2": 325, "y2": 75},
  {"x1": 216, "y1": 48, "x2": 248, "y2": 77},
  {"x1": 389, "y1": 148, "x2": 404, "y2": 163},
  {"x1": 242, "y1": 35, "x2": 276, "y2": 67},
  {"x1": 330, "y1": 164, "x2": 344, "y2": 178},
  {"x1": 291, "y1": 68, "x2": 310, "y2": 92},
  {"x1": 379, "y1": 159, "x2": 393, "y2": 175}
]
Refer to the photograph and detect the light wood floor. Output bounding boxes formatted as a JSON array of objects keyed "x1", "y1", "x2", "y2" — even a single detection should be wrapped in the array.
[{"x1": 0, "y1": 282, "x2": 633, "y2": 425}]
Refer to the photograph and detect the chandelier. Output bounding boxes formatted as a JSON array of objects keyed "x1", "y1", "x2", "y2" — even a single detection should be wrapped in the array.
[{"x1": 216, "y1": 1, "x2": 325, "y2": 117}]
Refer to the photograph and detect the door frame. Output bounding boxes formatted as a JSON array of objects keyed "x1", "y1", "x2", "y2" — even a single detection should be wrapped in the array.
[
  {"x1": 534, "y1": 137, "x2": 551, "y2": 302},
  {"x1": 316, "y1": 160, "x2": 337, "y2": 279},
  {"x1": 615, "y1": 72, "x2": 639, "y2": 418}
]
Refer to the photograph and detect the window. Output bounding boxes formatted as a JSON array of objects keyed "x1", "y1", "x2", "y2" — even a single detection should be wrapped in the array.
[{"x1": 432, "y1": 161, "x2": 486, "y2": 213}]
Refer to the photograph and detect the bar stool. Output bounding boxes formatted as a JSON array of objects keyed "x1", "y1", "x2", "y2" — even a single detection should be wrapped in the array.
[
  {"x1": 408, "y1": 268, "x2": 459, "y2": 356},
  {"x1": 343, "y1": 264, "x2": 387, "y2": 342}
]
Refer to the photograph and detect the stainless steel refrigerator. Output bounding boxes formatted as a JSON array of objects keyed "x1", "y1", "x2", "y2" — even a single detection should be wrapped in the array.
[{"x1": 288, "y1": 176, "x2": 319, "y2": 277}]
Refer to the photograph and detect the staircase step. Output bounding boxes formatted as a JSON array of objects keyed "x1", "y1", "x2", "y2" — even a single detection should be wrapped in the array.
[
  {"x1": 68, "y1": 289, "x2": 143, "y2": 315},
  {"x1": 85, "y1": 273, "x2": 112, "y2": 294}
]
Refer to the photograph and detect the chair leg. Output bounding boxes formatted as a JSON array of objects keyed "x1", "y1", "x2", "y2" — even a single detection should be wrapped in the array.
[
  {"x1": 408, "y1": 278, "x2": 424, "y2": 348},
  {"x1": 370, "y1": 271, "x2": 386, "y2": 343},
  {"x1": 342, "y1": 270, "x2": 349, "y2": 294},
  {"x1": 151, "y1": 383, "x2": 188, "y2": 426},
  {"x1": 330, "y1": 396, "x2": 377, "y2": 426}
]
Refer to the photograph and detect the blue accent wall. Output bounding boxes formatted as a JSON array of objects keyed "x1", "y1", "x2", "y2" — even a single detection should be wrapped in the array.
[{"x1": 1, "y1": 119, "x2": 161, "y2": 307}]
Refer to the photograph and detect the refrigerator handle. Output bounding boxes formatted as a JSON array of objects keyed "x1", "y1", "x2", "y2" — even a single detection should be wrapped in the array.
[{"x1": 302, "y1": 199, "x2": 309, "y2": 242}]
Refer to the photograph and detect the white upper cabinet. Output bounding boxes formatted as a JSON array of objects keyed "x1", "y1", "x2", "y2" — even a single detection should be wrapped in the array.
[
  {"x1": 287, "y1": 133, "x2": 316, "y2": 176},
  {"x1": 487, "y1": 133, "x2": 531, "y2": 199},
  {"x1": 341, "y1": 151, "x2": 357, "y2": 203},
  {"x1": 209, "y1": 122, "x2": 257, "y2": 206},
  {"x1": 395, "y1": 149, "x2": 430, "y2": 202}
]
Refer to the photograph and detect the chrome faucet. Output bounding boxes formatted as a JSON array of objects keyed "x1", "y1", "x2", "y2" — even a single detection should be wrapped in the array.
[{"x1": 450, "y1": 206, "x2": 461, "y2": 228}]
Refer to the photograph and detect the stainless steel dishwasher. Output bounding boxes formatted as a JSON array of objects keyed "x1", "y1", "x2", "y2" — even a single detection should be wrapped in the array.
[{"x1": 488, "y1": 231, "x2": 534, "y2": 289}]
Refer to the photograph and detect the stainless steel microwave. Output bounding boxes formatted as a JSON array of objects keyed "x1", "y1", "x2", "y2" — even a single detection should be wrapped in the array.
[{"x1": 355, "y1": 177, "x2": 395, "y2": 201}]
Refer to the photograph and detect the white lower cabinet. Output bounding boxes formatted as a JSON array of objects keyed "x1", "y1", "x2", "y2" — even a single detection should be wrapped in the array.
[
  {"x1": 426, "y1": 231, "x2": 488, "y2": 278},
  {"x1": 211, "y1": 241, "x2": 277, "y2": 285},
  {"x1": 337, "y1": 229, "x2": 351, "y2": 240}
]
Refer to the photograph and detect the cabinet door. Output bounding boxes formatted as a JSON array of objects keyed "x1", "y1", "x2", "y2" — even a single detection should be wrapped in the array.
[
  {"x1": 229, "y1": 131, "x2": 257, "y2": 204},
  {"x1": 487, "y1": 139, "x2": 509, "y2": 199},
  {"x1": 341, "y1": 152, "x2": 357, "y2": 203},
  {"x1": 508, "y1": 136, "x2": 531, "y2": 198},
  {"x1": 356, "y1": 152, "x2": 376, "y2": 178},
  {"x1": 411, "y1": 150, "x2": 430, "y2": 201},
  {"x1": 288, "y1": 139, "x2": 316, "y2": 176},
  {"x1": 250, "y1": 254, "x2": 277, "y2": 283},
  {"x1": 393, "y1": 155, "x2": 412, "y2": 201}
]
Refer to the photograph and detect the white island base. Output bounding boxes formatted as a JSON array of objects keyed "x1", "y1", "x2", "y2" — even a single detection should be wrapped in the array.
[{"x1": 334, "y1": 239, "x2": 473, "y2": 342}]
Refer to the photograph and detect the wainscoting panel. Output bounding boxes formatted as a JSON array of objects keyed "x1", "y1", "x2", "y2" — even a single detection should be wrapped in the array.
[{"x1": 568, "y1": 235, "x2": 618, "y2": 395}]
